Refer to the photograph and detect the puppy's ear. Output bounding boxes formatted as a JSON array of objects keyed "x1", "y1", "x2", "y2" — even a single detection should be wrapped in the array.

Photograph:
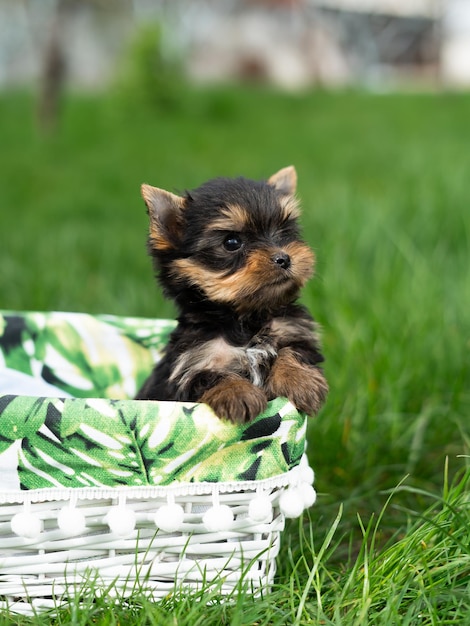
[
  {"x1": 268, "y1": 166, "x2": 297, "y2": 196},
  {"x1": 141, "y1": 184, "x2": 185, "y2": 250}
]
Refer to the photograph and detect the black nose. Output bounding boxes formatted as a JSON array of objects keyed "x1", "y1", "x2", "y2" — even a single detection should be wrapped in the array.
[{"x1": 272, "y1": 251, "x2": 291, "y2": 270}]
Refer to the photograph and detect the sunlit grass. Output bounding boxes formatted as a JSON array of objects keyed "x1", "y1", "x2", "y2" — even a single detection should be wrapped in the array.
[
  {"x1": 2, "y1": 467, "x2": 468, "y2": 625},
  {"x1": 0, "y1": 86, "x2": 469, "y2": 623}
]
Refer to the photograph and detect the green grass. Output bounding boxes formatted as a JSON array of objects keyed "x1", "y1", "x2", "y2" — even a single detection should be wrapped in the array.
[{"x1": 0, "y1": 85, "x2": 469, "y2": 624}]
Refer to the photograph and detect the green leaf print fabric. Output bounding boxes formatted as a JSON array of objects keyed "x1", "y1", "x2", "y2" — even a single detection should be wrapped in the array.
[
  {"x1": 0, "y1": 311, "x2": 173, "y2": 399},
  {"x1": 0, "y1": 312, "x2": 307, "y2": 496}
]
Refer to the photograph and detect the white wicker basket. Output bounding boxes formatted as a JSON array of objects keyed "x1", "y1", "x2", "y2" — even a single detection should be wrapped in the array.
[
  {"x1": 0, "y1": 311, "x2": 316, "y2": 614},
  {"x1": 0, "y1": 463, "x2": 316, "y2": 614}
]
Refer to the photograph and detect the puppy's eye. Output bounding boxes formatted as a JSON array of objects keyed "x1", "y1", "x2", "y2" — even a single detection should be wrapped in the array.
[{"x1": 223, "y1": 234, "x2": 243, "y2": 251}]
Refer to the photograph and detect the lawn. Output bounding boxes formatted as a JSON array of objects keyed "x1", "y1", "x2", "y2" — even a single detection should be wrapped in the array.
[{"x1": 0, "y1": 84, "x2": 469, "y2": 624}]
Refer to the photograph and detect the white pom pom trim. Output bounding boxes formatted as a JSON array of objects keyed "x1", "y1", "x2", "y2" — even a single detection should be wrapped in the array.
[
  {"x1": 300, "y1": 464, "x2": 315, "y2": 486},
  {"x1": 203, "y1": 504, "x2": 234, "y2": 532},
  {"x1": 248, "y1": 494, "x2": 273, "y2": 523},
  {"x1": 299, "y1": 454, "x2": 315, "y2": 485},
  {"x1": 279, "y1": 487, "x2": 305, "y2": 519},
  {"x1": 301, "y1": 483, "x2": 317, "y2": 508},
  {"x1": 154, "y1": 503, "x2": 185, "y2": 532},
  {"x1": 106, "y1": 506, "x2": 136, "y2": 537},
  {"x1": 11, "y1": 511, "x2": 43, "y2": 539},
  {"x1": 58, "y1": 506, "x2": 86, "y2": 535}
]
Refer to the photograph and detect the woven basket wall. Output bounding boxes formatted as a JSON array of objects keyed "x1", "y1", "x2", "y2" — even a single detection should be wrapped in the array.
[{"x1": 0, "y1": 311, "x2": 316, "y2": 614}]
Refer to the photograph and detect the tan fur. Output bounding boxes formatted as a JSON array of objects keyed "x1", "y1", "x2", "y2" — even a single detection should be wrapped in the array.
[
  {"x1": 266, "y1": 348, "x2": 329, "y2": 414},
  {"x1": 270, "y1": 315, "x2": 320, "y2": 346},
  {"x1": 149, "y1": 227, "x2": 174, "y2": 251},
  {"x1": 170, "y1": 338, "x2": 247, "y2": 388},
  {"x1": 199, "y1": 375, "x2": 267, "y2": 423},
  {"x1": 170, "y1": 336, "x2": 277, "y2": 392},
  {"x1": 137, "y1": 166, "x2": 328, "y2": 422},
  {"x1": 268, "y1": 165, "x2": 297, "y2": 196},
  {"x1": 207, "y1": 204, "x2": 251, "y2": 233},
  {"x1": 171, "y1": 242, "x2": 314, "y2": 310},
  {"x1": 280, "y1": 195, "x2": 301, "y2": 220},
  {"x1": 141, "y1": 185, "x2": 186, "y2": 251}
]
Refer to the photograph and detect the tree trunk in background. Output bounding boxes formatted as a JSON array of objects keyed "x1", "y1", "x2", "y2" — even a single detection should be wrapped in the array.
[{"x1": 37, "y1": 0, "x2": 75, "y2": 132}]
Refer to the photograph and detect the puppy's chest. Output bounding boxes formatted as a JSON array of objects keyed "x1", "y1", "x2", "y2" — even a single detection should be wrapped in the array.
[
  {"x1": 244, "y1": 343, "x2": 277, "y2": 386},
  {"x1": 171, "y1": 333, "x2": 278, "y2": 388},
  {"x1": 207, "y1": 336, "x2": 277, "y2": 386}
]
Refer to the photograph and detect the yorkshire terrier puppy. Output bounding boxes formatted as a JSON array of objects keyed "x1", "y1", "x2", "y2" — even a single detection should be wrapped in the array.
[{"x1": 136, "y1": 166, "x2": 328, "y2": 423}]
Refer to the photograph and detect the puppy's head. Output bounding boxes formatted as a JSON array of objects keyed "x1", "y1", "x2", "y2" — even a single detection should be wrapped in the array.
[{"x1": 141, "y1": 166, "x2": 314, "y2": 313}]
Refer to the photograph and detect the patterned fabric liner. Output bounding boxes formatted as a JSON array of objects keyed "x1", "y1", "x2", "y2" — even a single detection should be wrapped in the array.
[{"x1": 0, "y1": 312, "x2": 308, "y2": 503}]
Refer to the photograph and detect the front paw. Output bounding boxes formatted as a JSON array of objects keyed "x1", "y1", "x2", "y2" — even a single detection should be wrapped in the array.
[
  {"x1": 291, "y1": 367, "x2": 328, "y2": 415},
  {"x1": 267, "y1": 353, "x2": 328, "y2": 415},
  {"x1": 199, "y1": 376, "x2": 267, "y2": 424}
]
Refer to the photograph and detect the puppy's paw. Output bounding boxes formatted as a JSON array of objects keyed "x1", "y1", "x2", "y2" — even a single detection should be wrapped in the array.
[
  {"x1": 290, "y1": 367, "x2": 328, "y2": 415},
  {"x1": 267, "y1": 351, "x2": 328, "y2": 415},
  {"x1": 199, "y1": 376, "x2": 268, "y2": 424}
]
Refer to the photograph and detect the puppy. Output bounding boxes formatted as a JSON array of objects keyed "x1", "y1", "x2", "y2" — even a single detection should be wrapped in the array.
[{"x1": 136, "y1": 166, "x2": 328, "y2": 423}]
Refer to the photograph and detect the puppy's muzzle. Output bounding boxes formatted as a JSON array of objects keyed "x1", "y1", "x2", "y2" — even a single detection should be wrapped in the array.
[{"x1": 272, "y1": 251, "x2": 291, "y2": 270}]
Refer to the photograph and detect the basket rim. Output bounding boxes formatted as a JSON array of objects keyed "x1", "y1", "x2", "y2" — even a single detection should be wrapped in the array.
[{"x1": 0, "y1": 457, "x2": 309, "y2": 505}]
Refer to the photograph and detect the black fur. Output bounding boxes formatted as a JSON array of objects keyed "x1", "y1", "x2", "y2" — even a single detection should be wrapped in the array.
[{"x1": 136, "y1": 167, "x2": 328, "y2": 423}]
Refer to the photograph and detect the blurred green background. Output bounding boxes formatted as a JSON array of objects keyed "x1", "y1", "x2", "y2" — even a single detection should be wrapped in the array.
[{"x1": 0, "y1": 2, "x2": 469, "y2": 603}]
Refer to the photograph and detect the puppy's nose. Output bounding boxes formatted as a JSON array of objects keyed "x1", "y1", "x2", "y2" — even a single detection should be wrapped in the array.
[{"x1": 272, "y1": 251, "x2": 291, "y2": 270}]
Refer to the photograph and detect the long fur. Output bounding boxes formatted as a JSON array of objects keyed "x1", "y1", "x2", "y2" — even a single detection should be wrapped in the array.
[{"x1": 136, "y1": 167, "x2": 328, "y2": 423}]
